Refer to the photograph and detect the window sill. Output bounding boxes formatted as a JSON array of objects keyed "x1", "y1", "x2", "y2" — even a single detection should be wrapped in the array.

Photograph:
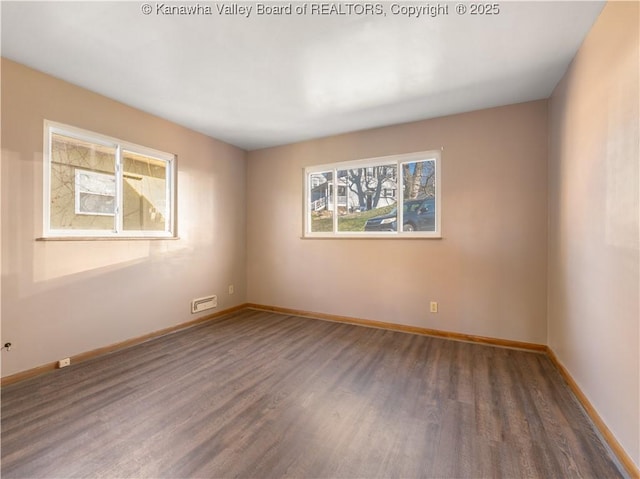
[
  {"x1": 301, "y1": 234, "x2": 442, "y2": 240},
  {"x1": 36, "y1": 236, "x2": 180, "y2": 241}
]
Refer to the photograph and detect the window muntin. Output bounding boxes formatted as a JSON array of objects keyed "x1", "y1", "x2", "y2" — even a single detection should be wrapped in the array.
[
  {"x1": 44, "y1": 122, "x2": 176, "y2": 238},
  {"x1": 304, "y1": 151, "x2": 440, "y2": 238}
]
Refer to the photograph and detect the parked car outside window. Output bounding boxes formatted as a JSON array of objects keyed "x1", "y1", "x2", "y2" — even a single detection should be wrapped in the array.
[{"x1": 364, "y1": 198, "x2": 435, "y2": 232}]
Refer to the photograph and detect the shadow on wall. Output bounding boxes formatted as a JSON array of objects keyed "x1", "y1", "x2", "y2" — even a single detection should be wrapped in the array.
[
  {"x1": 0, "y1": 148, "x2": 216, "y2": 284},
  {"x1": 1, "y1": 142, "x2": 231, "y2": 289},
  {"x1": 1, "y1": 240, "x2": 225, "y2": 377}
]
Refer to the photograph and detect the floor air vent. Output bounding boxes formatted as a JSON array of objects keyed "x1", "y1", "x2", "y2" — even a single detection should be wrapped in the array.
[{"x1": 191, "y1": 295, "x2": 217, "y2": 314}]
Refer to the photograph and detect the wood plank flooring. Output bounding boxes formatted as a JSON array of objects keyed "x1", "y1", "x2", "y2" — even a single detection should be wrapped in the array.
[{"x1": 1, "y1": 310, "x2": 626, "y2": 478}]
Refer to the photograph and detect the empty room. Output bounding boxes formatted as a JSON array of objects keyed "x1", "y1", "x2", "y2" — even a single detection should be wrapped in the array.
[{"x1": 1, "y1": 0, "x2": 638, "y2": 477}]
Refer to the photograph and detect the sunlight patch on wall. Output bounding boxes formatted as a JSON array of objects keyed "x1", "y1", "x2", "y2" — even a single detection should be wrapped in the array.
[
  {"x1": 32, "y1": 241, "x2": 152, "y2": 284},
  {"x1": 604, "y1": 44, "x2": 639, "y2": 251}
]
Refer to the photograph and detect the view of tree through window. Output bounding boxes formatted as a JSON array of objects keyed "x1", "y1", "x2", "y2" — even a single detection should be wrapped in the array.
[
  {"x1": 337, "y1": 166, "x2": 397, "y2": 232},
  {"x1": 400, "y1": 160, "x2": 436, "y2": 232},
  {"x1": 305, "y1": 152, "x2": 440, "y2": 237},
  {"x1": 122, "y1": 151, "x2": 169, "y2": 232}
]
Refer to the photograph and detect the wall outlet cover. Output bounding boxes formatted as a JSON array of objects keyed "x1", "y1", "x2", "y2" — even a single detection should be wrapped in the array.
[{"x1": 58, "y1": 358, "x2": 71, "y2": 368}]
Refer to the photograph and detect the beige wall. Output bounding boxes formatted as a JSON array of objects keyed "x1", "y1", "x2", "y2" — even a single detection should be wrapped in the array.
[
  {"x1": 247, "y1": 101, "x2": 548, "y2": 344},
  {"x1": 1, "y1": 59, "x2": 247, "y2": 377},
  {"x1": 1, "y1": 3, "x2": 637, "y2": 466},
  {"x1": 548, "y1": 1, "x2": 640, "y2": 468}
]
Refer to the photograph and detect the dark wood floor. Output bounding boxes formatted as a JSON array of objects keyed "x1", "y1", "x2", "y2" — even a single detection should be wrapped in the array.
[{"x1": 1, "y1": 310, "x2": 625, "y2": 478}]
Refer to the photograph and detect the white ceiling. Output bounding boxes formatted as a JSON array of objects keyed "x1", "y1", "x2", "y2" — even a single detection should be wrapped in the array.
[{"x1": 2, "y1": 1, "x2": 604, "y2": 150}]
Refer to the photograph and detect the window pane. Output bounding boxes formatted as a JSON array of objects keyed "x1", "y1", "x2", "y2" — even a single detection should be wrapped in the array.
[
  {"x1": 309, "y1": 171, "x2": 333, "y2": 232},
  {"x1": 122, "y1": 151, "x2": 169, "y2": 232},
  {"x1": 337, "y1": 165, "x2": 397, "y2": 232},
  {"x1": 401, "y1": 159, "x2": 436, "y2": 232},
  {"x1": 75, "y1": 169, "x2": 116, "y2": 216},
  {"x1": 50, "y1": 133, "x2": 116, "y2": 231}
]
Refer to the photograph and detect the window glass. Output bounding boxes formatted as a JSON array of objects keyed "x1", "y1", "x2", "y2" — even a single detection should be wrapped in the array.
[
  {"x1": 304, "y1": 151, "x2": 440, "y2": 238},
  {"x1": 123, "y1": 151, "x2": 169, "y2": 232},
  {"x1": 75, "y1": 169, "x2": 116, "y2": 216},
  {"x1": 336, "y1": 166, "x2": 398, "y2": 233},
  {"x1": 309, "y1": 171, "x2": 333, "y2": 232},
  {"x1": 50, "y1": 133, "x2": 116, "y2": 231},
  {"x1": 401, "y1": 159, "x2": 436, "y2": 232},
  {"x1": 45, "y1": 122, "x2": 175, "y2": 238}
]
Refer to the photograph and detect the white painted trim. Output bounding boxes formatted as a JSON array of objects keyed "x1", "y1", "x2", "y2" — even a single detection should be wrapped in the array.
[{"x1": 42, "y1": 122, "x2": 52, "y2": 237}]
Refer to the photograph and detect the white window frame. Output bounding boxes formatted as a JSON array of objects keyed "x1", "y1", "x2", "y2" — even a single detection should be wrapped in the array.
[
  {"x1": 43, "y1": 120, "x2": 176, "y2": 238},
  {"x1": 304, "y1": 150, "x2": 441, "y2": 239}
]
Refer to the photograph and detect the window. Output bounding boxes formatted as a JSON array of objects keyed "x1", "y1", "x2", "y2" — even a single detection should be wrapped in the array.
[
  {"x1": 75, "y1": 169, "x2": 116, "y2": 216},
  {"x1": 304, "y1": 150, "x2": 441, "y2": 238},
  {"x1": 44, "y1": 121, "x2": 176, "y2": 238}
]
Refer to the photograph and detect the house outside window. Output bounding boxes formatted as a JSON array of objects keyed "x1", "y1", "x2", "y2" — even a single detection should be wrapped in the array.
[
  {"x1": 304, "y1": 150, "x2": 441, "y2": 238},
  {"x1": 43, "y1": 121, "x2": 176, "y2": 238},
  {"x1": 74, "y1": 169, "x2": 116, "y2": 216}
]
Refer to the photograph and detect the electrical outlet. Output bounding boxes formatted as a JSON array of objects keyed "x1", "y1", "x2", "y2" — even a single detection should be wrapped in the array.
[
  {"x1": 430, "y1": 301, "x2": 438, "y2": 313},
  {"x1": 228, "y1": 284, "x2": 234, "y2": 295},
  {"x1": 58, "y1": 358, "x2": 71, "y2": 368}
]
